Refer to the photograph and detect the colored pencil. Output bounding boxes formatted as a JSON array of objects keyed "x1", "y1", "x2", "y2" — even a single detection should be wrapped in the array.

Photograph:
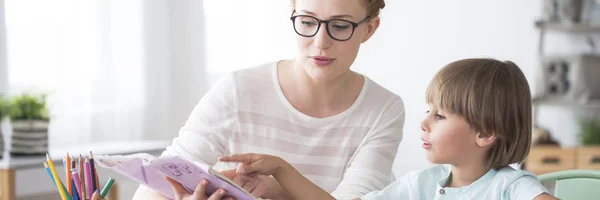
[
  {"x1": 46, "y1": 153, "x2": 71, "y2": 200},
  {"x1": 91, "y1": 190, "x2": 100, "y2": 200},
  {"x1": 80, "y1": 182, "x2": 86, "y2": 200},
  {"x1": 66, "y1": 154, "x2": 72, "y2": 196},
  {"x1": 72, "y1": 170, "x2": 83, "y2": 200},
  {"x1": 100, "y1": 178, "x2": 115, "y2": 198},
  {"x1": 90, "y1": 151, "x2": 100, "y2": 191},
  {"x1": 79, "y1": 155, "x2": 86, "y2": 200},
  {"x1": 71, "y1": 178, "x2": 80, "y2": 200},
  {"x1": 43, "y1": 162, "x2": 56, "y2": 186},
  {"x1": 85, "y1": 158, "x2": 93, "y2": 199}
]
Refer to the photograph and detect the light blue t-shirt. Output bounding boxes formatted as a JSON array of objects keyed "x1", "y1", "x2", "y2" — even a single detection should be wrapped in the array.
[{"x1": 361, "y1": 165, "x2": 548, "y2": 200}]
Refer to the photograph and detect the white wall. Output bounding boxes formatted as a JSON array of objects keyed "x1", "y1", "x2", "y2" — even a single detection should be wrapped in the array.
[{"x1": 0, "y1": 0, "x2": 6, "y2": 94}]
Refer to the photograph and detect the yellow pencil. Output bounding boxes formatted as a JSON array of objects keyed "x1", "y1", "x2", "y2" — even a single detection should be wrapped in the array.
[{"x1": 46, "y1": 153, "x2": 70, "y2": 200}]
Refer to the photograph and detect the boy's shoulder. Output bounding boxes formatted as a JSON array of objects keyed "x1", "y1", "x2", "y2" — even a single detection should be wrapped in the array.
[
  {"x1": 408, "y1": 165, "x2": 538, "y2": 186},
  {"x1": 493, "y1": 166, "x2": 539, "y2": 184},
  {"x1": 487, "y1": 166, "x2": 549, "y2": 199}
]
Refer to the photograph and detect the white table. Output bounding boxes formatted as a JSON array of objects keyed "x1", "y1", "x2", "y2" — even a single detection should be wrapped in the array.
[{"x1": 0, "y1": 140, "x2": 170, "y2": 200}]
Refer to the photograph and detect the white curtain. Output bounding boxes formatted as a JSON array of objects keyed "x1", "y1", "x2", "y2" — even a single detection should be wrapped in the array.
[
  {"x1": 4, "y1": 0, "x2": 206, "y2": 148},
  {"x1": 203, "y1": 0, "x2": 296, "y2": 85},
  {"x1": 0, "y1": 0, "x2": 6, "y2": 95}
]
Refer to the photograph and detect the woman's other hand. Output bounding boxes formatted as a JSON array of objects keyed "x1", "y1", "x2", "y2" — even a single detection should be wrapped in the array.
[{"x1": 164, "y1": 176, "x2": 236, "y2": 200}]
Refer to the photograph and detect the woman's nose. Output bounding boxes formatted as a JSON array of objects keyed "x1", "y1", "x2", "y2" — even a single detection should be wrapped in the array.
[{"x1": 313, "y1": 24, "x2": 332, "y2": 49}]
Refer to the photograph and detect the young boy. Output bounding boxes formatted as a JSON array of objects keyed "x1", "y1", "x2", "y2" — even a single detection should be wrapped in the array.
[{"x1": 217, "y1": 58, "x2": 558, "y2": 199}]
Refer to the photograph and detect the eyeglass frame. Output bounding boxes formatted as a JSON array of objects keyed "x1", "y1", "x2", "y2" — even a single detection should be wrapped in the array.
[{"x1": 289, "y1": 10, "x2": 372, "y2": 41}]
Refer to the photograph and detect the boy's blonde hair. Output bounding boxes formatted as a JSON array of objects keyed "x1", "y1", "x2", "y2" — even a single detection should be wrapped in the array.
[{"x1": 426, "y1": 58, "x2": 532, "y2": 170}]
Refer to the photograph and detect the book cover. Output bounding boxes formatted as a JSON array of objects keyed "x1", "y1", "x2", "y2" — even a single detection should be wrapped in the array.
[{"x1": 95, "y1": 153, "x2": 258, "y2": 200}]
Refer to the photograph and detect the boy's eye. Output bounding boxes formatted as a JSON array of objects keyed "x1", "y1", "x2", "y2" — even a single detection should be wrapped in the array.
[{"x1": 434, "y1": 114, "x2": 445, "y2": 120}]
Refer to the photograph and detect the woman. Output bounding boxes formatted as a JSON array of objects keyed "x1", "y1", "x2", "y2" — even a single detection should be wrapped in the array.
[{"x1": 133, "y1": 0, "x2": 405, "y2": 199}]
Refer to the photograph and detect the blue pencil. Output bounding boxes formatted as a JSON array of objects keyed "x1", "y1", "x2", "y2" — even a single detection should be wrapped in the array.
[
  {"x1": 71, "y1": 178, "x2": 80, "y2": 200},
  {"x1": 43, "y1": 162, "x2": 56, "y2": 186},
  {"x1": 44, "y1": 162, "x2": 71, "y2": 199}
]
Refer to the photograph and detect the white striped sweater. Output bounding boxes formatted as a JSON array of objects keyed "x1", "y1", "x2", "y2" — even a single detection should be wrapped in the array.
[{"x1": 133, "y1": 61, "x2": 405, "y2": 200}]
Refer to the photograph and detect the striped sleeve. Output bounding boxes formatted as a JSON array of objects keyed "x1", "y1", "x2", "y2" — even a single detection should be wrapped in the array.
[{"x1": 331, "y1": 98, "x2": 405, "y2": 200}]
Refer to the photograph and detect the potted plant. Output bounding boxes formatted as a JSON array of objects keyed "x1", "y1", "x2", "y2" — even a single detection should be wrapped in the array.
[
  {"x1": 0, "y1": 95, "x2": 14, "y2": 159},
  {"x1": 8, "y1": 93, "x2": 50, "y2": 156},
  {"x1": 577, "y1": 119, "x2": 600, "y2": 170}
]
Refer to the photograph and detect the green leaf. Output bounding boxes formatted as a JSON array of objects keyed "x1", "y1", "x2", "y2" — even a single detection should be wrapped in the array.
[
  {"x1": 579, "y1": 119, "x2": 600, "y2": 145},
  {"x1": 0, "y1": 95, "x2": 13, "y2": 120},
  {"x1": 9, "y1": 93, "x2": 49, "y2": 121}
]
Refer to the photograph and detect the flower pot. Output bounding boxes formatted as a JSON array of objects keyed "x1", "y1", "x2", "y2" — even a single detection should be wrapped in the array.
[{"x1": 10, "y1": 119, "x2": 49, "y2": 156}]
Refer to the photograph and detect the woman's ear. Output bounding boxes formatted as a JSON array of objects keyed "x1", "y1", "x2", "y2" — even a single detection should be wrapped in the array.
[
  {"x1": 361, "y1": 16, "x2": 380, "y2": 43},
  {"x1": 475, "y1": 132, "x2": 496, "y2": 148}
]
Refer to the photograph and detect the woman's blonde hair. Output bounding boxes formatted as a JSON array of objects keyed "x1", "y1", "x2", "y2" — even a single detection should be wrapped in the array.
[
  {"x1": 426, "y1": 58, "x2": 532, "y2": 170},
  {"x1": 292, "y1": 0, "x2": 385, "y2": 17}
]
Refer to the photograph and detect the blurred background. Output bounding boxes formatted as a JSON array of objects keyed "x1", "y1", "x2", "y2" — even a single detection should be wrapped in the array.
[{"x1": 0, "y1": 0, "x2": 599, "y2": 199}]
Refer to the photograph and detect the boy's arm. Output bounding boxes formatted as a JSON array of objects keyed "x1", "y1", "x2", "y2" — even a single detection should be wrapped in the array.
[
  {"x1": 506, "y1": 173, "x2": 558, "y2": 200},
  {"x1": 219, "y1": 154, "x2": 336, "y2": 200},
  {"x1": 533, "y1": 193, "x2": 559, "y2": 200}
]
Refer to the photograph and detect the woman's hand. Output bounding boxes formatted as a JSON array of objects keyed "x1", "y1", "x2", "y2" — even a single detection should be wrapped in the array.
[
  {"x1": 220, "y1": 153, "x2": 334, "y2": 200},
  {"x1": 164, "y1": 176, "x2": 236, "y2": 200},
  {"x1": 218, "y1": 153, "x2": 287, "y2": 176}
]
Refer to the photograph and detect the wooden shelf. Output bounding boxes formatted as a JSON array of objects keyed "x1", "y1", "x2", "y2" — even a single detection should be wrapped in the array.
[{"x1": 535, "y1": 20, "x2": 600, "y2": 32}]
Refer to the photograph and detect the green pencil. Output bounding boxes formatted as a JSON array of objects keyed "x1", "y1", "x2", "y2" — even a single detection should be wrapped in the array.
[{"x1": 100, "y1": 178, "x2": 115, "y2": 198}]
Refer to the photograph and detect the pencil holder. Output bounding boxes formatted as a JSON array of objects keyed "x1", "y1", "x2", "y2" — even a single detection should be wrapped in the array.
[{"x1": 43, "y1": 152, "x2": 116, "y2": 200}]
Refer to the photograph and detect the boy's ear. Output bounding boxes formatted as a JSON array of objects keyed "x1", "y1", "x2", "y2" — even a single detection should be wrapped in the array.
[{"x1": 475, "y1": 132, "x2": 496, "y2": 148}]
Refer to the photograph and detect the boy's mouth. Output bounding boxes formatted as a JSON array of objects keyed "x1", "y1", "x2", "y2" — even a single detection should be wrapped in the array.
[{"x1": 421, "y1": 138, "x2": 432, "y2": 149}]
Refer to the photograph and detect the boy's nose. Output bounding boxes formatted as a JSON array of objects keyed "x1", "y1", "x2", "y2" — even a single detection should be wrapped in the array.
[{"x1": 420, "y1": 120, "x2": 429, "y2": 133}]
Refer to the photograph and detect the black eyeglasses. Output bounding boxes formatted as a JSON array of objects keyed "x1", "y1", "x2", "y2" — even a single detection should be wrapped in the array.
[{"x1": 290, "y1": 11, "x2": 371, "y2": 41}]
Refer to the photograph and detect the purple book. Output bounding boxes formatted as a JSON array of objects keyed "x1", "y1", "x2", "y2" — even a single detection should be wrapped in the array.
[{"x1": 95, "y1": 153, "x2": 258, "y2": 200}]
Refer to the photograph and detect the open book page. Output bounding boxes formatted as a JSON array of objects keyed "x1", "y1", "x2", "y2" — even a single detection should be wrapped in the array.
[{"x1": 96, "y1": 154, "x2": 257, "y2": 200}]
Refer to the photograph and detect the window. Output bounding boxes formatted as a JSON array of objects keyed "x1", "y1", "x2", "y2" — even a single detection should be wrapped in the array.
[
  {"x1": 5, "y1": 0, "x2": 145, "y2": 146},
  {"x1": 203, "y1": 0, "x2": 297, "y2": 83}
]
